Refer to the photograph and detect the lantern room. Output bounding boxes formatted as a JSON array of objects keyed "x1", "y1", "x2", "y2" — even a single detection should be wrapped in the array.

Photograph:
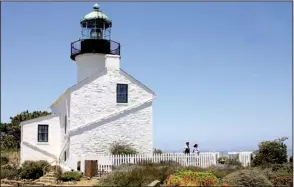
[{"x1": 70, "y1": 3, "x2": 120, "y2": 61}]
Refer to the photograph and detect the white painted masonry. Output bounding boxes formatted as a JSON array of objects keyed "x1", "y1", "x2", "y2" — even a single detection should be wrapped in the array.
[
  {"x1": 20, "y1": 54, "x2": 155, "y2": 170},
  {"x1": 75, "y1": 54, "x2": 120, "y2": 83},
  {"x1": 20, "y1": 115, "x2": 61, "y2": 164}
]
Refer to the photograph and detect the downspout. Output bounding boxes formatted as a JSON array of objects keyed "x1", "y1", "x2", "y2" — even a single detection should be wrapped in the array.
[
  {"x1": 20, "y1": 123, "x2": 23, "y2": 165},
  {"x1": 58, "y1": 98, "x2": 70, "y2": 168}
]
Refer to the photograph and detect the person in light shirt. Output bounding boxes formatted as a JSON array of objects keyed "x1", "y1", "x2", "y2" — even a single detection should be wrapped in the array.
[{"x1": 193, "y1": 144, "x2": 199, "y2": 155}]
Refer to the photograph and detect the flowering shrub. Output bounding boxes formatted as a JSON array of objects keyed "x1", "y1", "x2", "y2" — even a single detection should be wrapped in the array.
[
  {"x1": 164, "y1": 170, "x2": 221, "y2": 186},
  {"x1": 271, "y1": 176, "x2": 292, "y2": 186}
]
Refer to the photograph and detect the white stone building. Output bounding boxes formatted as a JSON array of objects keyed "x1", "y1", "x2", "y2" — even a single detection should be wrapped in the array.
[{"x1": 20, "y1": 4, "x2": 155, "y2": 171}]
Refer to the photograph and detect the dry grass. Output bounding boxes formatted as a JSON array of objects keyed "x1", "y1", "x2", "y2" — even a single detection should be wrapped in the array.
[
  {"x1": 61, "y1": 179, "x2": 99, "y2": 186},
  {"x1": 1, "y1": 150, "x2": 20, "y2": 165}
]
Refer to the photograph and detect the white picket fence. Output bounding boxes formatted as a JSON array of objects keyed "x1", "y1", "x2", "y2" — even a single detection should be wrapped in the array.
[
  {"x1": 79, "y1": 151, "x2": 252, "y2": 174},
  {"x1": 228, "y1": 151, "x2": 252, "y2": 167},
  {"x1": 97, "y1": 152, "x2": 218, "y2": 172}
]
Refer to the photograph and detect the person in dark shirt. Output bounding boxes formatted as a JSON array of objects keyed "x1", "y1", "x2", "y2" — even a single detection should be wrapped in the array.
[{"x1": 184, "y1": 142, "x2": 190, "y2": 154}]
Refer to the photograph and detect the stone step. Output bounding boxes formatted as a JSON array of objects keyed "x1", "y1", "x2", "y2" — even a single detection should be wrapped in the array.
[
  {"x1": 40, "y1": 176, "x2": 57, "y2": 180},
  {"x1": 39, "y1": 179, "x2": 56, "y2": 182},
  {"x1": 38, "y1": 179, "x2": 57, "y2": 184},
  {"x1": 39, "y1": 178, "x2": 57, "y2": 183},
  {"x1": 45, "y1": 173, "x2": 56, "y2": 177},
  {"x1": 46, "y1": 172, "x2": 56, "y2": 175},
  {"x1": 35, "y1": 181, "x2": 53, "y2": 186}
]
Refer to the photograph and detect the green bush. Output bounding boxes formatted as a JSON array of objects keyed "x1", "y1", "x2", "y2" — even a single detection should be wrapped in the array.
[
  {"x1": 223, "y1": 169, "x2": 273, "y2": 186},
  {"x1": 99, "y1": 164, "x2": 180, "y2": 186},
  {"x1": 60, "y1": 171, "x2": 82, "y2": 181},
  {"x1": 1, "y1": 156, "x2": 9, "y2": 165},
  {"x1": 153, "y1": 149, "x2": 164, "y2": 154},
  {"x1": 0, "y1": 165, "x2": 21, "y2": 180},
  {"x1": 20, "y1": 160, "x2": 50, "y2": 179},
  {"x1": 252, "y1": 137, "x2": 288, "y2": 167},
  {"x1": 110, "y1": 142, "x2": 138, "y2": 155},
  {"x1": 137, "y1": 160, "x2": 181, "y2": 167},
  {"x1": 217, "y1": 157, "x2": 228, "y2": 164},
  {"x1": 226, "y1": 158, "x2": 242, "y2": 167},
  {"x1": 217, "y1": 157, "x2": 242, "y2": 167}
]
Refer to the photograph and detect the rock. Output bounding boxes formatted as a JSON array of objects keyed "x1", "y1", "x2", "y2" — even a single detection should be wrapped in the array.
[{"x1": 148, "y1": 180, "x2": 161, "y2": 187}]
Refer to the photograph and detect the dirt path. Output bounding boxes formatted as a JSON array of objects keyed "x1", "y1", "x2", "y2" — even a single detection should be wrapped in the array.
[
  {"x1": 61, "y1": 179, "x2": 99, "y2": 186},
  {"x1": 1, "y1": 179, "x2": 99, "y2": 186}
]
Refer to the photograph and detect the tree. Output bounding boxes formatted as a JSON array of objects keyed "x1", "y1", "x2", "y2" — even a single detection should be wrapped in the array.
[
  {"x1": 1, "y1": 110, "x2": 51, "y2": 150},
  {"x1": 252, "y1": 137, "x2": 288, "y2": 167},
  {"x1": 110, "y1": 142, "x2": 138, "y2": 155},
  {"x1": 153, "y1": 148, "x2": 164, "y2": 154}
]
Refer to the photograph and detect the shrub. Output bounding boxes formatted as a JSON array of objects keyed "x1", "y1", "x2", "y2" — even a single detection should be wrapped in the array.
[
  {"x1": 137, "y1": 160, "x2": 181, "y2": 167},
  {"x1": 49, "y1": 165, "x2": 63, "y2": 179},
  {"x1": 261, "y1": 163, "x2": 293, "y2": 185},
  {"x1": 0, "y1": 165, "x2": 21, "y2": 180},
  {"x1": 218, "y1": 157, "x2": 228, "y2": 164},
  {"x1": 217, "y1": 157, "x2": 242, "y2": 167},
  {"x1": 165, "y1": 170, "x2": 219, "y2": 186},
  {"x1": 223, "y1": 169, "x2": 273, "y2": 186},
  {"x1": 183, "y1": 166, "x2": 205, "y2": 172},
  {"x1": 60, "y1": 171, "x2": 82, "y2": 181},
  {"x1": 208, "y1": 165, "x2": 239, "y2": 179},
  {"x1": 149, "y1": 166, "x2": 179, "y2": 184},
  {"x1": 20, "y1": 160, "x2": 50, "y2": 179},
  {"x1": 99, "y1": 167, "x2": 146, "y2": 186},
  {"x1": 271, "y1": 176, "x2": 292, "y2": 186},
  {"x1": 289, "y1": 156, "x2": 293, "y2": 163},
  {"x1": 99, "y1": 164, "x2": 180, "y2": 186},
  {"x1": 226, "y1": 158, "x2": 242, "y2": 167},
  {"x1": 252, "y1": 137, "x2": 288, "y2": 167},
  {"x1": 1, "y1": 156, "x2": 9, "y2": 165},
  {"x1": 153, "y1": 149, "x2": 164, "y2": 154},
  {"x1": 1, "y1": 150, "x2": 20, "y2": 165},
  {"x1": 110, "y1": 142, "x2": 138, "y2": 155},
  {"x1": 181, "y1": 165, "x2": 239, "y2": 179}
]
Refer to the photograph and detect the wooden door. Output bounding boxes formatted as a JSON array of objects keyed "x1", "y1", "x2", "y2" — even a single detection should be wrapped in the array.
[{"x1": 85, "y1": 160, "x2": 98, "y2": 177}]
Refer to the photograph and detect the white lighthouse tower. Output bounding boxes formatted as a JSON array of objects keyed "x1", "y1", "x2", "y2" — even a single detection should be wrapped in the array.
[{"x1": 71, "y1": 3, "x2": 121, "y2": 82}]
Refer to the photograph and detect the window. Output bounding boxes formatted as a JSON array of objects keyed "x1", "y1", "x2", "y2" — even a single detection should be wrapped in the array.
[
  {"x1": 117, "y1": 84, "x2": 128, "y2": 103},
  {"x1": 38, "y1": 125, "x2": 48, "y2": 142},
  {"x1": 64, "y1": 151, "x2": 67, "y2": 161},
  {"x1": 65, "y1": 116, "x2": 67, "y2": 134}
]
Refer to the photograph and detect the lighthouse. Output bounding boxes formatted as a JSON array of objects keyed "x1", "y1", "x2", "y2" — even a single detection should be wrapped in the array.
[
  {"x1": 20, "y1": 3, "x2": 155, "y2": 170},
  {"x1": 70, "y1": 3, "x2": 121, "y2": 83}
]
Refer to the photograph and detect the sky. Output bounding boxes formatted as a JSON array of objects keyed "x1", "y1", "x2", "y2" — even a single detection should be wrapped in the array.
[{"x1": 1, "y1": 2, "x2": 292, "y2": 152}]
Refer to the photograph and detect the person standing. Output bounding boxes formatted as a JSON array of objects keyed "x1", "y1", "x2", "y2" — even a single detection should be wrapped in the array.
[
  {"x1": 184, "y1": 142, "x2": 190, "y2": 154},
  {"x1": 193, "y1": 144, "x2": 199, "y2": 155}
]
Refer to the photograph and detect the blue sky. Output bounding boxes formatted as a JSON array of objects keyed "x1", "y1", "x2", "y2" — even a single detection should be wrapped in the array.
[{"x1": 2, "y1": 2, "x2": 292, "y2": 152}]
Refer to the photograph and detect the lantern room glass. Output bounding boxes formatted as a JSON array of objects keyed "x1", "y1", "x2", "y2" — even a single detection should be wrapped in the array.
[{"x1": 81, "y1": 20, "x2": 111, "y2": 40}]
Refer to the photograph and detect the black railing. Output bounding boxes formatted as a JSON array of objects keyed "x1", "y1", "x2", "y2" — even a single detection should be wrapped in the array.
[{"x1": 70, "y1": 39, "x2": 120, "y2": 60}]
